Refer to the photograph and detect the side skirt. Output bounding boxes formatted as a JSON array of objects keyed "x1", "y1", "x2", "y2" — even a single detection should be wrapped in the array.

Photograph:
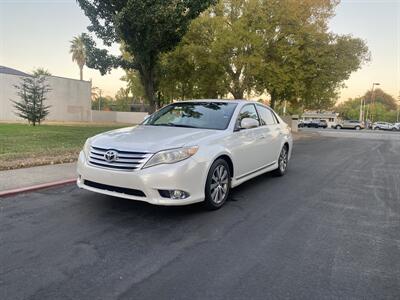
[{"x1": 231, "y1": 162, "x2": 278, "y2": 188}]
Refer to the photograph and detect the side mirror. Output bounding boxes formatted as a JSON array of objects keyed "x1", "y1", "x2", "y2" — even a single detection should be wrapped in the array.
[{"x1": 240, "y1": 118, "x2": 259, "y2": 129}]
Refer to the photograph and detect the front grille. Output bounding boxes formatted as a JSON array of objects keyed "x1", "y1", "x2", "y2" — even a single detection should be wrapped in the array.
[
  {"x1": 83, "y1": 180, "x2": 146, "y2": 197},
  {"x1": 88, "y1": 146, "x2": 152, "y2": 171}
]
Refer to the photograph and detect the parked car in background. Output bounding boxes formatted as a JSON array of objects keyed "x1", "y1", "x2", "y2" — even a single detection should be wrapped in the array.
[
  {"x1": 372, "y1": 122, "x2": 396, "y2": 131},
  {"x1": 298, "y1": 120, "x2": 310, "y2": 128},
  {"x1": 77, "y1": 100, "x2": 293, "y2": 210},
  {"x1": 332, "y1": 120, "x2": 364, "y2": 130},
  {"x1": 318, "y1": 120, "x2": 328, "y2": 128},
  {"x1": 307, "y1": 119, "x2": 327, "y2": 128},
  {"x1": 299, "y1": 119, "x2": 327, "y2": 128}
]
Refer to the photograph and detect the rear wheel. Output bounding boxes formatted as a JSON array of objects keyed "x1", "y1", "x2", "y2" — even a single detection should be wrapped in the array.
[
  {"x1": 204, "y1": 159, "x2": 231, "y2": 210},
  {"x1": 273, "y1": 145, "x2": 289, "y2": 177}
]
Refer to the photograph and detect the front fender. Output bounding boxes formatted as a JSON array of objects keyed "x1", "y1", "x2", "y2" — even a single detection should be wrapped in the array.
[{"x1": 192, "y1": 144, "x2": 235, "y2": 187}]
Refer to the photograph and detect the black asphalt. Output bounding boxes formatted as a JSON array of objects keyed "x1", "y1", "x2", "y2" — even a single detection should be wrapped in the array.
[{"x1": 1, "y1": 135, "x2": 400, "y2": 299}]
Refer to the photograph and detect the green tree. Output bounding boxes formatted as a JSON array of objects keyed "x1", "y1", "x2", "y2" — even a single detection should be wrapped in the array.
[
  {"x1": 254, "y1": 0, "x2": 369, "y2": 109},
  {"x1": 161, "y1": 0, "x2": 369, "y2": 110},
  {"x1": 77, "y1": 0, "x2": 216, "y2": 112},
  {"x1": 364, "y1": 88, "x2": 397, "y2": 110},
  {"x1": 32, "y1": 68, "x2": 52, "y2": 76},
  {"x1": 11, "y1": 75, "x2": 51, "y2": 126},
  {"x1": 335, "y1": 98, "x2": 362, "y2": 120},
  {"x1": 119, "y1": 47, "x2": 146, "y2": 103},
  {"x1": 114, "y1": 87, "x2": 132, "y2": 111},
  {"x1": 91, "y1": 95, "x2": 114, "y2": 111},
  {"x1": 70, "y1": 34, "x2": 86, "y2": 80},
  {"x1": 336, "y1": 89, "x2": 398, "y2": 122},
  {"x1": 160, "y1": 0, "x2": 263, "y2": 100}
]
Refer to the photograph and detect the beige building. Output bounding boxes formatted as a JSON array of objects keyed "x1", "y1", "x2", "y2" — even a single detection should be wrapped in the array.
[{"x1": 0, "y1": 66, "x2": 92, "y2": 122}]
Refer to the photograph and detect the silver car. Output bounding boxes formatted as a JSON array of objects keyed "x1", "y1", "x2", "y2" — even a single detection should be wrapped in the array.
[
  {"x1": 372, "y1": 122, "x2": 396, "y2": 131},
  {"x1": 333, "y1": 120, "x2": 364, "y2": 130}
]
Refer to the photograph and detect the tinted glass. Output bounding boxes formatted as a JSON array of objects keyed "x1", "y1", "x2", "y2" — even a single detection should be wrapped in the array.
[
  {"x1": 237, "y1": 104, "x2": 260, "y2": 126},
  {"x1": 257, "y1": 105, "x2": 276, "y2": 125},
  {"x1": 143, "y1": 102, "x2": 237, "y2": 130}
]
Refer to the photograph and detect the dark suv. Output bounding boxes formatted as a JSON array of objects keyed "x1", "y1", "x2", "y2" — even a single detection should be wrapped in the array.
[{"x1": 307, "y1": 119, "x2": 327, "y2": 128}]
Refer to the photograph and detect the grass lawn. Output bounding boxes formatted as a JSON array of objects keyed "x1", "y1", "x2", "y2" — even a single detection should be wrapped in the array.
[{"x1": 0, "y1": 123, "x2": 128, "y2": 170}]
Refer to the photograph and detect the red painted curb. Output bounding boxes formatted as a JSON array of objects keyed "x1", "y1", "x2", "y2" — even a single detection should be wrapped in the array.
[{"x1": 0, "y1": 178, "x2": 77, "y2": 198}]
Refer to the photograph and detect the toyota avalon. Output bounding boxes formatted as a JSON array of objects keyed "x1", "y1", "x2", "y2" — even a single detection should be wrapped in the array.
[{"x1": 77, "y1": 100, "x2": 292, "y2": 209}]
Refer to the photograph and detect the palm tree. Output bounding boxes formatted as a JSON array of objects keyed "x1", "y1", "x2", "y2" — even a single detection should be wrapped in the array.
[{"x1": 70, "y1": 34, "x2": 86, "y2": 80}]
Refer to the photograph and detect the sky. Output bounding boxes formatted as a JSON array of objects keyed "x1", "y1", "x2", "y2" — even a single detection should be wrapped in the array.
[{"x1": 0, "y1": 0, "x2": 399, "y2": 102}]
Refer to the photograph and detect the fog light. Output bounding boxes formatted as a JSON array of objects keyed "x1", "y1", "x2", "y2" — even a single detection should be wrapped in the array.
[
  {"x1": 159, "y1": 189, "x2": 190, "y2": 199},
  {"x1": 171, "y1": 190, "x2": 187, "y2": 199}
]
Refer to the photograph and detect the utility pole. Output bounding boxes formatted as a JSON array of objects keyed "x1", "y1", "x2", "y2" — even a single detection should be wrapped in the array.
[{"x1": 359, "y1": 96, "x2": 364, "y2": 122}]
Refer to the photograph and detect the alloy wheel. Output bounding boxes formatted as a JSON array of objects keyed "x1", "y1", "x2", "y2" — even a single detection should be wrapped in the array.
[
  {"x1": 210, "y1": 165, "x2": 229, "y2": 204},
  {"x1": 279, "y1": 147, "x2": 288, "y2": 173}
]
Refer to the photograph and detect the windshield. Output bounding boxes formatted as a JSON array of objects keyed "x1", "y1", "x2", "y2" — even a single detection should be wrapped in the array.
[{"x1": 143, "y1": 102, "x2": 238, "y2": 130}]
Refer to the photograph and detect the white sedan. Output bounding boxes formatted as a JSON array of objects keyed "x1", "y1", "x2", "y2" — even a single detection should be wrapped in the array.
[{"x1": 77, "y1": 100, "x2": 292, "y2": 209}]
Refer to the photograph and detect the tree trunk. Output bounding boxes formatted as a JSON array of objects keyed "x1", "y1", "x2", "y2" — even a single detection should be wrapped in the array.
[
  {"x1": 270, "y1": 90, "x2": 277, "y2": 109},
  {"x1": 140, "y1": 66, "x2": 157, "y2": 113},
  {"x1": 79, "y1": 66, "x2": 83, "y2": 81},
  {"x1": 232, "y1": 90, "x2": 244, "y2": 99}
]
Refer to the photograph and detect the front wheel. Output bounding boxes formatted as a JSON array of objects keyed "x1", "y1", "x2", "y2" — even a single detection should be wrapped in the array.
[
  {"x1": 273, "y1": 145, "x2": 289, "y2": 177},
  {"x1": 336, "y1": 125, "x2": 342, "y2": 129},
  {"x1": 204, "y1": 159, "x2": 231, "y2": 210},
  {"x1": 355, "y1": 126, "x2": 361, "y2": 130}
]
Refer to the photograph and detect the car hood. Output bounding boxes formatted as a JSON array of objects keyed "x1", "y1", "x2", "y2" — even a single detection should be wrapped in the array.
[{"x1": 91, "y1": 125, "x2": 221, "y2": 153}]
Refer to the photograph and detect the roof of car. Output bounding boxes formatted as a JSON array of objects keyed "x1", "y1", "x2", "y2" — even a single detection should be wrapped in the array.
[{"x1": 177, "y1": 99, "x2": 264, "y2": 105}]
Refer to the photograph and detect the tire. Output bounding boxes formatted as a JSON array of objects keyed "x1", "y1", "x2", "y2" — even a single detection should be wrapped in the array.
[
  {"x1": 392, "y1": 128, "x2": 396, "y2": 131},
  {"x1": 374, "y1": 127, "x2": 380, "y2": 130},
  {"x1": 204, "y1": 159, "x2": 231, "y2": 210},
  {"x1": 273, "y1": 145, "x2": 289, "y2": 177},
  {"x1": 355, "y1": 126, "x2": 361, "y2": 130},
  {"x1": 335, "y1": 125, "x2": 342, "y2": 130}
]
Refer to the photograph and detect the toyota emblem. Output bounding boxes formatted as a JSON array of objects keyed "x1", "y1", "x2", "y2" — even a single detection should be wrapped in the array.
[{"x1": 104, "y1": 150, "x2": 118, "y2": 162}]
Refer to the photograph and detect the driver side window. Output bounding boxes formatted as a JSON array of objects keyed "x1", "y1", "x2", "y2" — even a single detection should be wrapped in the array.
[{"x1": 236, "y1": 104, "x2": 260, "y2": 129}]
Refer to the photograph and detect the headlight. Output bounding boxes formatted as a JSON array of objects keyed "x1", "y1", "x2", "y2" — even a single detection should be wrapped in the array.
[
  {"x1": 83, "y1": 138, "x2": 92, "y2": 158},
  {"x1": 143, "y1": 146, "x2": 198, "y2": 169}
]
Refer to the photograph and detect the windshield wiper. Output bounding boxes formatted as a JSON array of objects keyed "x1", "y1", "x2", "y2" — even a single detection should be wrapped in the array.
[
  {"x1": 167, "y1": 123, "x2": 199, "y2": 128},
  {"x1": 150, "y1": 123, "x2": 199, "y2": 128}
]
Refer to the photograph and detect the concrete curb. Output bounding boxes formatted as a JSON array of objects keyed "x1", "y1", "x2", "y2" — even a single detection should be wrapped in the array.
[{"x1": 0, "y1": 178, "x2": 76, "y2": 198}]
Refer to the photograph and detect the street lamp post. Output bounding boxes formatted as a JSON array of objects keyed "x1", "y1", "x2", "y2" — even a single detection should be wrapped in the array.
[{"x1": 369, "y1": 82, "x2": 380, "y2": 124}]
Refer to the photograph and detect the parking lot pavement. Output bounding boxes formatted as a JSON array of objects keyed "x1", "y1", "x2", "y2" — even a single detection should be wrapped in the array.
[
  {"x1": 1, "y1": 135, "x2": 400, "y2": 299},
  {"x1": 301, "y1": 127, "x2": 400, "y2": 140}
]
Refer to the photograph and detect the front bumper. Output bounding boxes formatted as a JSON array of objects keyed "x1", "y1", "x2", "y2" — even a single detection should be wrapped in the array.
[{"x1": 77, "y1": 151, "x2": 208, "y2": 206}]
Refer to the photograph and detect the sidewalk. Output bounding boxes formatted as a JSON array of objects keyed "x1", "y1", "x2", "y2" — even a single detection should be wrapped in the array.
[{"x1": 0, "y1": 162, "x2": 76, "y2": 193}]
